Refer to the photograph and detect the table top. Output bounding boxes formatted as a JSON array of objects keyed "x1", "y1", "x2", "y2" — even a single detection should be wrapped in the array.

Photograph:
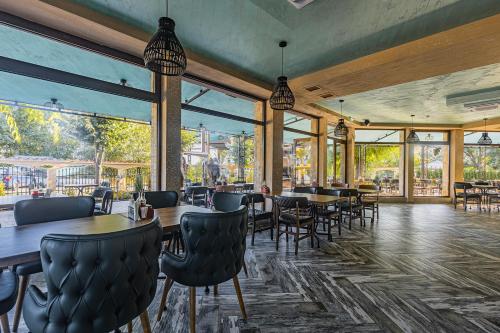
[
  {"x1": 0, "y1": 205, "x2": 211, "y2": 267},
  {"x1": 471, "y1": 184, "x2": 497, "y2": 189},
  {"x1": 328, "y1": 187, "x2": 381, "y2": 194},
  {"x1": 271, "y1": 192, "x2": 346, "y2": 204}
]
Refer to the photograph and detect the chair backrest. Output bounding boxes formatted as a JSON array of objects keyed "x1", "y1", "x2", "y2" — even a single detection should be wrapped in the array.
[
  {"x1": 185, "y1": 186, "x2": 208, "y2": 196},
  {"x1": 14, "y1": 197, "x2": 95, "y2": 226},
  {"x1": 243, "y1": 183, "x2": 254, "y2": 192},
  {"x1": 215, "y1": 184, "x2": 236, "y2": 193},
  {"x1": 212, "y1": 192, "x2": 248, "y2": 212},
  {"x1": 274, "y1": 196, "x2": 309, "y2": 209},
  {"x1": 358, "y1": 184, "x2": 380, "y2": 190},
  {"x1": 339, "y1": 188, "x2": 359, "y2": 197},
  {"x1": 246, "y1": 193, "x2": 265, "y2": 204},
  {"x1": 133, "y1": 191, "x2": 178, "y2": 208},
  {"x1": 91, "y1": 187, "x2": 108, "y2": 199},
  {"x1": 292, "y1": 187, "x2": 314, "y2": 194},
  {"x1": 475, "y1": 181, "x2": 489, "y2": 185},
  {"x1": 331, "y1": 182, "x2": 346, "y2": 188},
  {"x1": 170, "y1": 207, "x2": 247, "y2": 286},
  {"x1": 454, "y1": 182, "x2": 472, "y2": 190},
  {"x1": 316, "y1": 188, "x2": 340, "y2": 196},
  {"x1": 100, "y1": 190, "x2": 114, "y2": 214},
  {"x1": 35, "y1": 220, "x2": 162, "y2": 333}
]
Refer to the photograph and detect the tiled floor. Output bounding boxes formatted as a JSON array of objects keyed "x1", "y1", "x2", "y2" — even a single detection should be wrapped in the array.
[{"x1": 4, "y1": 204, "x2": 500, "y2": 332}]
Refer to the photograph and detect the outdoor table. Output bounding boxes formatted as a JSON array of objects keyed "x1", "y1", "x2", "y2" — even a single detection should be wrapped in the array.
[
  {"x1": 64, "y1": 183, "x2": 98, "y2": 196},
  {"x1": 472, "y1": 184, "x2": 497, "y2": 209},
  {"x1": 0, "y1": 205, "x2": 210, "y2": 267}
]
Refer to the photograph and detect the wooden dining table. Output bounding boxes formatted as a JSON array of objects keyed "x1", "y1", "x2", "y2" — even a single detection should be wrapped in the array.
[{"x1": 0, "y1": 205, "x2": 210, "y2": 267}]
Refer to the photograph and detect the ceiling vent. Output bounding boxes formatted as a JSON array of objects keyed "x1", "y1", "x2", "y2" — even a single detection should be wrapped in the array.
[
  {"x1": 305, "y1": 85, "x2": 320, "y2": 92},
  {"x1": 320, "y1": 93, "x2": 335, "y2": 99},
  {"x1": 287, "y1": 0, "x2": 316, "y2": 9}
]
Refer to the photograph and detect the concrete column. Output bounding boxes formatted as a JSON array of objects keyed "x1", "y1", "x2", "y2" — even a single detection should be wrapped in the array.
[
  {"x1": 253, "y1": 101, "x2": 265, "y2": 191},
  {"x1": 405, "y1": 128, "x2": 415, "y2": 202},
  {"x1": 450, "y1": 129, "x2": 464, "y2": 199},
  {"x1": 265, "y1": 103, "x2": 284, "y2": 194},
  {"x1": 317, "y1": 118, "x2": 328, "y2": 187},
  {"x1": 310, "y1": 119, "x2": 319, "y2": 184},
  {"x1": 345, "y1": 129, "x2": 355, "y2": 187},
  {"x1": 160, "y1": 76, "x2": 182, "y2": 191},
  {"x1": 150, "y1": 74, "x2": 159, "y2": 191},
  {"x1": 46, "y1": 167, "x2": 57, "y2": 191},
  {"x1": 399, "y1": 131, "x2": 406, "y2": 194}
]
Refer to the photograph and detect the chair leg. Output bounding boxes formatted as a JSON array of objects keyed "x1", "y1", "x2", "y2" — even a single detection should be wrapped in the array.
[
  {"x1": 310, "y1": 224, "x2": 314, "y2": 248},
  {"x1": 295, "y1": 226, "x2": 299, "y2": 255},
  {"x1": 285, "y1": 225, "x2": 289, "y2": 242},
  {"x1": 213, "y1": 284, "x2": 218, "y2": 296},
  {"x1": 140, "y1": 310, "x2": 152, "y2": 333},
  {"x1": 251, "y1": 221, "x2": 256, "y2": 246},
  {"x1": 275, "y1": 222, "x2": 280, "y2": 251},
  {"x1": 327, "y1": 217, "x2": 332, "y2": 242},
  {"x1": 13, "y1": 274, "x2": 29, "y2": 332},
  {"x1": 1, "y1": 314, "x2": 10, "y2": 333},
  {"x1": 233, "y1": 276, "x2": 247, "y2": 320},
  {"x1": 127, "y1": 321, "x2": 133, "y2": 333},
  {"x1": 157, "y1": 277, "x2": 174, "y2": 321},
  {"x1": 189, "y1": 287, "x2": 196, "y2": 333},
  {"x1": 242, "y1": 261, "x2": 249, "y2": 277}
]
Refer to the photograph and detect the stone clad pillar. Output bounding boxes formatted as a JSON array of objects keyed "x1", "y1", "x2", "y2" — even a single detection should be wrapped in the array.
[
  {"x1": 253, "y1": 101, "x2": 265, "y2": 191},
  {"x1": 450, "y1": 129, "x2": 464, "y2": 199},
  {"x1": 265, "y1": 103, "x2": 284, "y2": 195},
  {"x1": 46, "y1": 167, "x2": 58, "y2": 191},
  {"x1": 317, "y1": 118, "x2": 328, "y2": 187},
  {"x1": 345, "y1": 129, "x2": 355, "y2": 187},
  {"x1": 309, "y1": 119, "x2": 319, "y2": 184},
  {"x1": 405, "y1": 128, "x2": 415, "y2": 203}
]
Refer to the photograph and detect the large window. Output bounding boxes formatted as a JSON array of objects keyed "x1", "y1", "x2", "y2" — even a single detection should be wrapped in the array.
[
  {"x1": 282, "y1": 112, "x2": 318, "y2": 190},
  {"x1": 180, "y1": 80, "x2": 262, "y2": 186},
  {"x1": 327, "y1": 125, "x2": 346, "y2": 184},
  {"x1": 413, "y1": 131, "x2": 450, "y2": 197},
  {"x1": 354, "y1": 129, "x2": 404, "y2": 196},
  {"x1": 463, "y1": 132, "x2": 500, "y2": 181}
]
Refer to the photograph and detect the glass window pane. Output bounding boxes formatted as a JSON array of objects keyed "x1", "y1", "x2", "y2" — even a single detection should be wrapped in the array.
[
  {"x1": 284, "y1": 112, "x2": 315, "y2": 133},
  {"x1": 0, "y1": 25, "x2": 150, "y2": 90},
  {"x1": 327, "y1": 138, "x2": 346, "y2": 185},
  {"x1": 355, "y1": 129, "x2": 403, "y2": 143},
  {"x1": 354, "y1": 144, "x2": 403, "y2": 196},
  {"x1": 413, "y1": 144, "x2": 449, "y2": 196},
  {"x1": 283, "y1": 130, "x2": 316, "y2": 190},
  {"x1": 182, "y1": 80, "x2": 257, "y2": 120},
  {"x1": 0, "y1": 71, "x2": 151, "y2": 121},
  {"x1": 464, "y1": 131, "x2": 500, "y2": 144},
  {"x1": 463, "y1": 146, "x2": 500, "y2": 181},
  {"x1": 414, "y1": 131, "x2": 448, "y2": 142}
]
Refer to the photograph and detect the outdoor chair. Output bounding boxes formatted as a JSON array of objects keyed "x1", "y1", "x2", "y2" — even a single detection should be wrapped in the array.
[
  {"x1": 359, "y1": 184, "x2": 380, "y2": 223},
  {"x1": 246, "y1": 193, "x2": 274, "y2": 245},
  {"x1": 274, "y1": 196, "x2": 315, "y2": 255},
  {"x1": 12, "y1": 197, "x2": 95, "y2": 332},
  {"x1": 0, "y1": 269, "x2": 18, "y2": 333},
  {"x1": 23, "y1": 219, "x2": 162, "y2": 333},
  {"x1": 315, "y1": 188, "x2": 342, "y2": 239},
  {"x1": 156, "y1": 207, "x2": 248, "y2": 332},
  {"x1": 93, "y1": 189, "x2": 113, "y2": 215},
  {"x1": 453, "y1": 182, "x2": 481, "y2": 211},
  {"x1": 184, "y1": 186, "x2": 208, "y2": 207}
]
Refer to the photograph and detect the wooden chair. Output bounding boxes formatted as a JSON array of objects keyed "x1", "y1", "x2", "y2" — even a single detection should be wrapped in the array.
[
  {"x1": 359, "y1": 184, "x2": 380, "y2": 223},
  {"x1": 315, "y1": 188, "x2": 341, "y2": 240},
  {"x1": 338, "y1": 189, "x2": 364, "y2": 228},
  {"x1": 453, "y1": 182, "x2": 481, "y2": 211},
  {"x1": 247, "y1": 193, "x2": 274, "y2": 245}
]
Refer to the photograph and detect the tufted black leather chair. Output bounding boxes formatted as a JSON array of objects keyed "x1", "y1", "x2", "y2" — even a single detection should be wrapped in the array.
[
  {"x1": 12, "y1": 196, "x2": 95, "y2": 332},
  {"x1": 156, "y1": 207, "x2": 248, "y2": 332},
  {"x1": 133, "y1": 191, "x2": 179, "y2": 209},
  {"x1": 212, "y1": 192, "x2": 248, "y2": 212},
  {"x1": 0, "y1": 269, "x2": 18, "y2": 332},
  {"x1": 23, "y1": 219, "x2": 163, "y2": 333}
]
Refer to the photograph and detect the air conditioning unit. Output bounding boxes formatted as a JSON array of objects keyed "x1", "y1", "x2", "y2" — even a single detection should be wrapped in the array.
[
  {"x1": 446, "y1": 87, "x2": 500, "y2": 112},
  {"x1": 288, "y1": 0, "x2": 315, "y2": 9}
]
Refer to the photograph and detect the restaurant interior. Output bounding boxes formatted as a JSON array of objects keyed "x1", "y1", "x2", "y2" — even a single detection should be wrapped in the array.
[{"x1": 0, "y1": 1, "x2": 499, "y2": 332}]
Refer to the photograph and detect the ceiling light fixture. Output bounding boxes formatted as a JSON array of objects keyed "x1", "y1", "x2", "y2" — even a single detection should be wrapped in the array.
[
  {"x1": 144, "y1": 0, "x2": 186, "y2": 76},
  {"x1": 270, "y1": 41, "x2": 295, "y2": 111},
  {"x1": 406, "y1": 114, "x2": 420, "y2": 143},
  {"x1": 43, "y1": 98, "x2": 64, "y2": 110},
  {"x1": 333, "y1": 99, "x2": 348, "y2": 137},
  {"x1": 478, "y1": 118, "x2": 492, "y2": 145}
]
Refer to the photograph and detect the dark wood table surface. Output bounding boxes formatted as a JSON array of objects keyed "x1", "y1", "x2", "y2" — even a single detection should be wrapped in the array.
[
  {"x1": 270, "y1": 192, "x2": 347, "y2": 205},
  {"x1": 0, "y1": 205, "x2": 211, "y2": 267}
]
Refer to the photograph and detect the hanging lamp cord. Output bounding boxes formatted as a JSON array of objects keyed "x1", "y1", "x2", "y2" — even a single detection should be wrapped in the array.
[
  {"x1": 281, "y1": 46, "x2": 284, "y2": 77},
  {"x1": 166, "y1": 0, "x2": 168, "y2": 17}
]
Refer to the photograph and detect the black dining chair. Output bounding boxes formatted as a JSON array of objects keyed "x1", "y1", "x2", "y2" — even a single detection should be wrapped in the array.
[
  {"x1": 184, "y1": 186, "x2": 208, "y2": 207},
  {"x1": 0, "y1": 269, "x2": 18, "y2": 333},
  {"x1": 453, "y1": 182, "x2": 481, "y2": 211},
  {"x1": 133, "y1": 191, "x2": 179, "y2": 209},
  {"x1": 358, "y1": 184, "x2": 380, "y2": 223},
  {"x1": 23, "y1": 219, "x2": 162, "y2": 333},
  {"x1": 156, "y1": 207, "x2": 248, "y2": 332},
  {"x1": 292, "y1": 186, "x2": 315, "y2": 194},
  {"x1": 12, "y1": 196, "x2": 95, "y2": 332},
  {"x1": 274, "y1": 196, "x2": 315, "y2": 255},
  {"x1": 94, "y1": 189, "x2": 114, "y2": 216},
  {"x1": 246, "y1": 193, "x2": 274, "y2": 245},
  {"x1": 315, "y1": 188, "x2": 342, "y2": 240},
  {"x1": 338, "y1": 189, "x2": 364, "y2": 228},
  {"x1": 212, "y1": 192, "x2": 248, "y2": 212}
]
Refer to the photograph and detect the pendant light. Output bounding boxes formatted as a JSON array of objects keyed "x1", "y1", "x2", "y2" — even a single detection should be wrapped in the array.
[
  {"x1": 333, "y1": 99, "x2": 348, "y2": 137},
  {"x1": 478, "y1": 118, "x2": 492, "y2": 145},
  {"x1": 269, "y1": 41, "x2": 295, "y2": 110},
  {"x1": 406, "y1": 114, "x2": 420, "y2": 143},
  {"x1": 144, "y1": 0, "x2": 186, "y2": 76}
]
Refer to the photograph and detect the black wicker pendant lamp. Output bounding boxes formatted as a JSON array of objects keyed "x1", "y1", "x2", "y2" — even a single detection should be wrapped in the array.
[
  {"x1": 270, "y1": 41, "x2": 295, "y2": 110},
  {"x1": 333, "y1": 99, "x2": 348, "y2": 137},
  {"x1": 144, "y1": 0, "x2": 186, "y2": 76},
  {"x1": 478, "y1": 118, "x2": 492, "y2": 145},
  {"x1": 406, "y1": 114, "x2": 420, "y2": 143}
]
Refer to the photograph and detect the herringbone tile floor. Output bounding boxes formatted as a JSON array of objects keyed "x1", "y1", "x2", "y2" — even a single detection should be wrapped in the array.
[{"x1": 10, "y1": 204, "x2": 500, "y2": 332}]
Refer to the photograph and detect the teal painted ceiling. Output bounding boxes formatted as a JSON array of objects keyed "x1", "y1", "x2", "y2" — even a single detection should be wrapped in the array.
[
  {"x1": 318, "y1": 63, "x2": 500, "y2": 125},
  {"x1": 70, "y1": 0, "x2": 500, "y2": 83}
]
